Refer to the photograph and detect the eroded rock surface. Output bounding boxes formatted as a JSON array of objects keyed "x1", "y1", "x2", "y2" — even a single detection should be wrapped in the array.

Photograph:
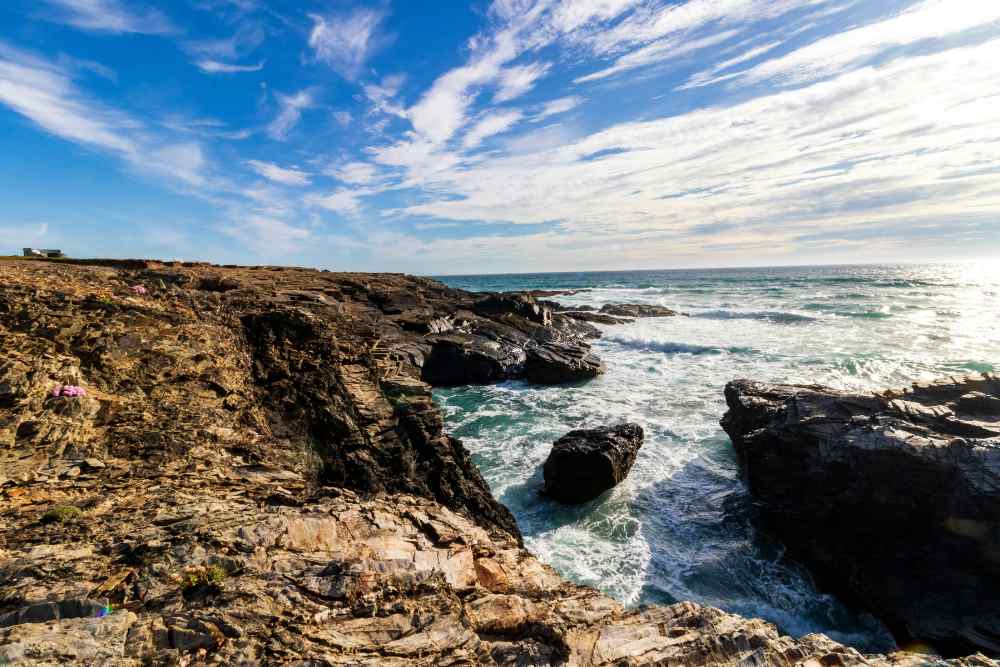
[
  {"x1": 543, "y1": 424, "x2": 644, "y2": 503},
  {"x1": 722, "y1": 375, "x2": 1000, "y2": 657},
  {"x1": 599, "y1": 303, "x2": 679, "y2": 318},
  {"x1": 0, "y1": 259, "x2": 990, "y2": 666}
]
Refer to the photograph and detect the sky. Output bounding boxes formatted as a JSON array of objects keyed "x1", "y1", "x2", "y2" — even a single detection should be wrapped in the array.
[{"x1": 0, "y1": 0, "x2": 998, "y2": 274}]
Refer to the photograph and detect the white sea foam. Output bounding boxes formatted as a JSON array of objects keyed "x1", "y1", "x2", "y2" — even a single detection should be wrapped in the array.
[{"x1": 435, "y1": 263, "x2": 1000, "y2": 653}]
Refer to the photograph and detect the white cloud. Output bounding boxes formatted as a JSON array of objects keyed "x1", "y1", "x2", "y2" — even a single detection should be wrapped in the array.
[
  {"x1": 0, "y1": 44, "x2": 214, "y2": 196},
  {"x1": 364, "y1": 74, "x2": 407, "y2": 118},
  {"x1": 220, "y1": 216, "x2": 311, "y2": 254},
  {"x1": 145, "y1": 143, "x2": 206, "y2": 186},
  {"x1": 494, "y1": 62, "x2": 550, "y2": 102},
  {"x1": 328, "y1": 162, "x2": 378, "y2": 184},
  {"x1": 246, "y1": 160, "x2": 311, "y2": 186},
  {"x1": 463, "y1": 110, "x2": 523, "y2": 148},
  {"x1": 575, "y1": 29, "x2": 740, "y2": 82},
  {"x1": 0, "y1": 44, "x2": 138, "y2": 153},
  {"x1": 267, "y1": 89, "x2": 314, "y2": 140},
  {"x1": 734, "y1": 0, "x2": 1000, "y2": 88},
  {"x1": 677, "y1": 40, "x2": 784, "y2": 89},
  {"x1": 307, "y1": 188, "x2": 370, "y2": 214},
  {"x1": 406, "y1": 8, "x2": 539, "y2": 145},
  {"x1": 333, "y1": 111, "x2": 353, "y2": 127},
  {"x1": 391, "y1": 37, "x2": 1000, "y2": 267},
  {"x1": 549, "y1": 0, "x2": 641, "y2": 33},
  {"x1": 533, "y1": 96, "x2": 583, "y2": 122},
  {"x1": 40, "y1": 0, "x2": 173, "y2": 34},
  {"x1": 582, "y1": 0, "x2": 821, "y2": 54},
  {"x1": 195, "y1": 60, "x2": 264, "y2": 74},
  {"x1": 308, "y1": 9, "x2": 386, "y2": 80}
]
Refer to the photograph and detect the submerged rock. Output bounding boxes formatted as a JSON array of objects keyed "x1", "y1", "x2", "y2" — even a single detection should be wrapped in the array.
[
  {"x1": 543, "y1": 423, "x2": 643, "y2": 503},
  {"x1": 721, "y1": 374, "x2": 1000, "y2": 657}
]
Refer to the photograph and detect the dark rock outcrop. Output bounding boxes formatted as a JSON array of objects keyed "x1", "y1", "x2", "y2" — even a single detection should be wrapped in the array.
[
  {"x1": 422, "y1": 333, "x2": 527, "y2": 386},
  {"x1": 525, "y1": 340, "x2": 604, "y2": 384},
  {"x1": 721, "y1": 375, "x2": 1000, "y2": 657},
  {"x1": 474, "y1": 293, "x2": 552, "y2": 326},
  {"x1": 543, "y1": 423, "x2": 643, "y2": 503},
  {"x1": 600, "y1": 303, "x2": 678, "y2": 318}
]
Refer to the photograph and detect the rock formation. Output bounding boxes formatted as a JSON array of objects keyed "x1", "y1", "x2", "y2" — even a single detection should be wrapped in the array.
[
  {"x1": 543, "y1": 423, "x2": 644, "y2": 503},
  {"x1": 721, "y1": 375, "x2": 1000, "y2": 657},
  {"x1": 599, "y1": 303, "x2": 678, "y2": 318},
  {"x1": 0, "y1": 258, "x2": 991, "y2": 665}
]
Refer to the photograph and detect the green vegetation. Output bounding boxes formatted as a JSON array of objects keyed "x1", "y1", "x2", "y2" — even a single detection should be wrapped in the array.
[
  {"x1": 180, "y1": 564, "x2": 228, "y2": 592},
  {"x1": 41, "y1": 505, "x2": 83, "y2": 524}
]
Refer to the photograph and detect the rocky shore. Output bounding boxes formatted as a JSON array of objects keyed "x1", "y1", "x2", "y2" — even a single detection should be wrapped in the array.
[
  {"x1": 722, "y1": 376, "x2": 1000, "y2": 658},
  {"x1": 0, "y1": 258, "x2": 993, "y2": 665}
]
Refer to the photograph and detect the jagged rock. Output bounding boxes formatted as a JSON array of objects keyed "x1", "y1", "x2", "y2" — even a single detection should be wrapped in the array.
[
  {"x1": 543, "y1": 423, "x2": 643, "y2": 503},
  {"x1": 475, "y1": 293, "x2": 552, "y2": 326},
  {"x1": 600, "y1": 303, "x2": 678, "y2": 318},
  {"x1": 721, "y1": 374, "x2": 1000, "y2": 657},
  {"x1": 525, "y1": 340, "x2": 605, "y2": 384},
  {"x1": 0, "y1": 259, "x2": 986, "y2": 666},
  {"x1": 422, "y1": 333, "x2": 527, "y2": 386}
]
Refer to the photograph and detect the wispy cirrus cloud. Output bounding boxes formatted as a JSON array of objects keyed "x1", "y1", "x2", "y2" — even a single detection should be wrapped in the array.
[
  {"x1": 246, "y1": 160, "x2": 310, "y2": 186},
  {"x1": 195, "y1": 59, "x2": 264, "y2": 74},
  {"x1": 731, "y1": 0, "x2": 1000, "y2": 89},
  {"x1": 267, "y1": 89, "x2": 314, "y2": 140},
  {"x1": 308, "y1": 8, "x2": 388, "y2": 80},
  {"x1": 0, "y1": 42, "x2": 213, "y2": 191},
  {"x1": 38, "y1": 0, "x2": 173, "y2": 34},
  {"x1": 463, "y1": 110, "x2": 523, "y2": 148}
]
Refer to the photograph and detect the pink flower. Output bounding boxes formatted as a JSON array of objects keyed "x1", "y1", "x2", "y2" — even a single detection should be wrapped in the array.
[
  {"x1": 52, "y1": 385, "x2": 87, "y2": 397},
  {"x1": 131, "y1": 285, "x2": 147, "y2": 295}
]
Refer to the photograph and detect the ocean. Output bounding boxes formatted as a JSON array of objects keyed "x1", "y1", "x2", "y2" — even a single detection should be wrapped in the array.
[{"x1": 432, "y1": 262, "x2": 1000, "y2": 652}]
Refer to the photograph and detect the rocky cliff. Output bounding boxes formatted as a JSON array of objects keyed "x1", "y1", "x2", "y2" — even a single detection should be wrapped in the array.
[
  {"x1": 0, "y1": 259, "x2": 991, "y2": 665},
  {"x1": 722, "y1": 376, "x2": 1000, "y2": 657}
]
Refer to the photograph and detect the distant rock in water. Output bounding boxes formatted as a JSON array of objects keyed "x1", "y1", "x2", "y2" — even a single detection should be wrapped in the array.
[
  {"x1": 721, "y1": 374, "x2": 1000, "y2": 657},
  {"x1": 543, "y1": 423, "x2": 643, "y2": 503},
  {"x1": 561, "y1": 310, "x2": 634, "y2": 325},
  {"x1": 600, "y1": 303, "x2": 679, "y2": 318}
]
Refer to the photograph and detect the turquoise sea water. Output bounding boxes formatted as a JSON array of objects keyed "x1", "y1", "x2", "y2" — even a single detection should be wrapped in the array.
[{"x1": 433, "y1": 263, "x2": 1000, "y2": 652}]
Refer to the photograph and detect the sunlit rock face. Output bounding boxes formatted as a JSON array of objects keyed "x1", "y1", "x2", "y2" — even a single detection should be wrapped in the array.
[
  {"x1": 0, "y1": 258, "x2": 992, "y2": 665},
  {"x1": 722, "y1": 376, "x2": 1000, "y2": 657}
]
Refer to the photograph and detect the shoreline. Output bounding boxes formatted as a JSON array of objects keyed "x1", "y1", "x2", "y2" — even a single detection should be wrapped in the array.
[{"x1": 0, "y1": 257, "x2": 993, "y2": 665}]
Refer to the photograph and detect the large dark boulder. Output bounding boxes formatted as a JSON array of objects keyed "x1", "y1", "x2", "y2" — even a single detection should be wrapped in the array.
[
  {"x1": 525, "y1": 340, "x2": 604, "y2": 384},
  {"x1": 543, "y1": 423, "x2": 644, "y2": 503},
  {"x1": 721, "y1": 374, "x2": 1000, "y2": 657},
  {"x1": 421, "y1": 333, "x2": 526, "y2": 386}
]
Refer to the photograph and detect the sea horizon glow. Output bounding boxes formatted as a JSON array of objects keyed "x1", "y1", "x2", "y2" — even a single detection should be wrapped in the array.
[{"x1": 1, "y1": 0, "x2": 999, "y2": 273}]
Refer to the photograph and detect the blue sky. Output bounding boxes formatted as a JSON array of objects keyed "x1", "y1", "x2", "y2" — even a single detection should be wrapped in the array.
[{"x1": 1, "y1": 0, "x2": 998, "y2": 273}]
